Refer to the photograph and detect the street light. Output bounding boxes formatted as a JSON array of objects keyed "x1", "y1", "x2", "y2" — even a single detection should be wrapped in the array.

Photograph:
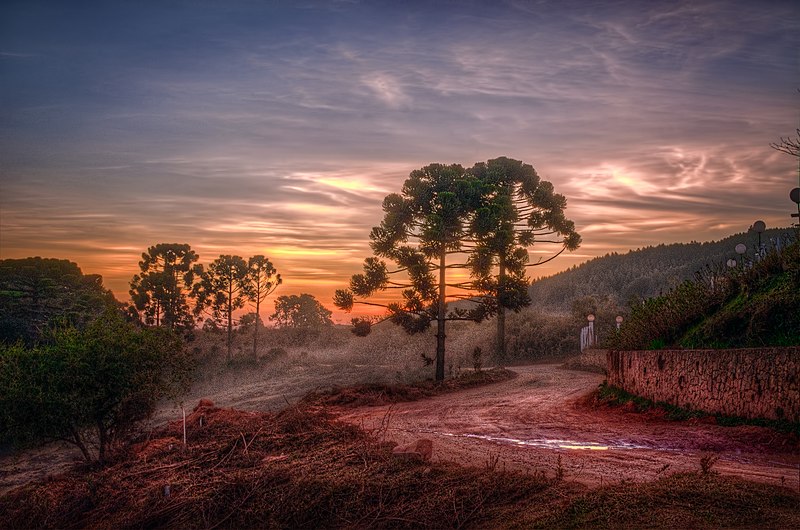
[
  {"x1": 735, "y1": 243, "x2": 747, "y2": 268},
  {"x1": 615, "y1": 315, "x2": 623, "y2": 331},
  {"x1": 791, "y1": 187, "x2": 800, "y2": 227},
  {"x1": 752, "y1": 220, "x2": 766, "y2": 257}
]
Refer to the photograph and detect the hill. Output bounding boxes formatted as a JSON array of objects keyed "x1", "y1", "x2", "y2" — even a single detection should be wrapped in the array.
[
  {"x1": 612, "y1": 236, "x2": 799, "y2": 350},
  {"x1": 529, "y1": 227, "x2": 795, "y2": 312}
]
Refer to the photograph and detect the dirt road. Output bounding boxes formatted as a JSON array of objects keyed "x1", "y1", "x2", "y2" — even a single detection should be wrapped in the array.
[{"x1": 339, "y1": 365, "x2": 800, "y2": 488}]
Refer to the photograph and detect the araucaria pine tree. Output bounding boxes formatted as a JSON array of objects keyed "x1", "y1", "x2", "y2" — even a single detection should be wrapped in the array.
[
  {"x1": 246, "y1": 255, "x2": 281, "y2": 359},
  {"x1": 193, "y1": 255, "x2": 251, "y2": 360},
  {"x1": 336, "y1": 158, "x2": 579, "y2": 380},
  {"x1": 129, "y1": 243, "x2": 202, "y2": 331},
  {"x1": 334, "y1": 164, "x2": 483, "y2": 381},
  {"x1": 468, "y1": 157, "x2": 580, "y2": 360}
]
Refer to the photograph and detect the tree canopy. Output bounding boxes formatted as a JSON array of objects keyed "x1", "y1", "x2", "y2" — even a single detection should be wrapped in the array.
[
  {"x1": 129, "y1": 243, "x2": 202, "y2": 331},
  {"x1": 467, "y1": 157, "x2": 580, "y2": 358},
  {"x1": 335, "y1": 163, "x2": 483, "y2": 380},
  {"x1": 246, "y1": 255, "x2": 281, "y2": 358},
  {"x1": 271, "y1": 293, "x2": 332, "y2": 329}
]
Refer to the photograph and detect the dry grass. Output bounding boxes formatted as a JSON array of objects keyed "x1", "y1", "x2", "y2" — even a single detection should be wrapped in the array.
[
  {"x1": 1, "y1": 400, "x2": 798, "y2": 529},
  {"x1": 531, "y1": 472, "x2": 800, "y2": 529},
  {"x1": 0, "y1": 402, "x2": 562, "y2": 529}
]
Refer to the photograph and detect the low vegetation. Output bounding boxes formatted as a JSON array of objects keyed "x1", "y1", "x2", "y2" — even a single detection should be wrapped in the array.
[
  {"x1": 536, "y1": 471, "x2": 800, "y2": 529},
  {"x1": 592, "y1": 383, "x2": 800, "y2": 438},
  {"x1": 1, "y1": 403, "x2": 797, "y2": 529}
]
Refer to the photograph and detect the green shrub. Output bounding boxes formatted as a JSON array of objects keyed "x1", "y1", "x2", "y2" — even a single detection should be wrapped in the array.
[
  {"x1": 505, "y1": 309, "x2": 578, "y2": 360},
  {"x1": 0, "y1": 310, "x2": 192, "y2": 463}
]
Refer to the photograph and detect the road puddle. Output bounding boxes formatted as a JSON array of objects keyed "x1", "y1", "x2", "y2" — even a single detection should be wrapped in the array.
[{"x1": 431, "y1": 431, "x2": 651, "y2": 451}]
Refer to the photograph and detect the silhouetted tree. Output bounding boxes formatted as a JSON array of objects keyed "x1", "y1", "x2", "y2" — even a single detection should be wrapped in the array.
[
  {"x1": 336, "y1": 159, "x2": 580, "y2": 377},
  {"x1": 246, "y1": 255, "x2": 281, "y2": 359},
  {"x1": 129, "y1": 243, "x2": 201, "y2": 331},
  {"x1": 771, "y1": 127, "x2": 800, "y2": 158},
  {"x1": 772, "y1": 122, "x2": 800, "y2": 226},
  {"x1": 193, "y1": 255, "x2": 251, "y2": 361},
  {"x1": 271, "y1": 293, "x2": 332, "y2": 329},
  {"x1": 334, "y1": 163, "x2": 483, "y2": 381},
  {"x1": 0, "y1": 258, "x2": 116, "y2": 345},
  {"x1": 467, "y1": 157, "x2": 580, "y2": 359}
]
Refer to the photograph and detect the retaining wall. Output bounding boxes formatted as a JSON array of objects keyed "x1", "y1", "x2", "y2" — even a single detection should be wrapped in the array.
[{"x1": 606, "y1": 348, "x2": 800, "y2": 422}]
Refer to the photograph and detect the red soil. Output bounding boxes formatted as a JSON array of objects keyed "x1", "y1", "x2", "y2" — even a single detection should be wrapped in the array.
[{"x1": 337, "y1": 364, "x2": 800, "y2": 488}]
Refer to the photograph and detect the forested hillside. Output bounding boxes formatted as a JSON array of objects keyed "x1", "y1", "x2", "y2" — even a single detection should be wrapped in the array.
[{"x1": 529, "y1": 227, "x2": 795, "y2": 312}]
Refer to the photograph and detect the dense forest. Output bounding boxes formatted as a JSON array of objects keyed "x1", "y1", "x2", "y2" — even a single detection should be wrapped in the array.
[{"x1": 528, "y1": 227, "x2": 795, "y2": 312}]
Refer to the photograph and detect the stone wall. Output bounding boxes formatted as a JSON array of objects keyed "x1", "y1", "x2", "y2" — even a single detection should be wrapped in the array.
[{"x1": 607, "y1": 348, "x2": 800, "y2": 422}]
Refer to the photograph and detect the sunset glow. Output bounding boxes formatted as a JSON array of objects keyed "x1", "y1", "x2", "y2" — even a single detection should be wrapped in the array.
[{"x1": 1, "y1": 1, "x2": 798, "y2": 322}]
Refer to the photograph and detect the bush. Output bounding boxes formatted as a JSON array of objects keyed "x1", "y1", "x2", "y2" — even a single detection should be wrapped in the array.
[
  {"x1": 505, "y1": 309, "x2": 578, "y2": 360},
  {"x1": 263, "y1": 346, "x2": 289, "y2": 361},
  {"x1": 0, "y1": 310, "x2": 192, "y2": 463}
]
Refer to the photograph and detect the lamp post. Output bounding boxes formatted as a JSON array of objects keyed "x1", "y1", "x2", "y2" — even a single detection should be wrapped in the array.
[
  {"x1": 791, "y1": 187, "x2": 800, "y2": 227},
  {"x1": 752, "y1": 220, "x2": 766, "y2": 258},
  {"x1": 735, "y1": 243, "x2": 747, "y2": 267},
  {"x1": 587, "y1": 314, "x2": 595, "y2": 348},
  {"x1": 615, "y1": 315, "x2": 623, "y2": 331}
]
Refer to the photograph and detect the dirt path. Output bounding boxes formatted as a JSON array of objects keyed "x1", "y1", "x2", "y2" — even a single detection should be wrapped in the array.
[{"x1": 338, "y1": 364, "x2": 800, "y2": 488}]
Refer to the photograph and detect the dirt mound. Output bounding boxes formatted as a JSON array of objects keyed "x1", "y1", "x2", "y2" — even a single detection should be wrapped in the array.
[{"x1": 302, "y1": 367, "x2": 516, "y2": 407}]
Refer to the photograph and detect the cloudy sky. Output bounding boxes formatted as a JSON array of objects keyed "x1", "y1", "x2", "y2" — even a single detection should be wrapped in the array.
[{"x1": 1, "y1": 0, "x2": 798, "y2": 320}]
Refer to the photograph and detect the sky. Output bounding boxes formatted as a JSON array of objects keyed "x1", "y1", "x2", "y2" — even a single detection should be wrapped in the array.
[{"x1": 1, "y1": 0, "x2": 798, "y2": 321}]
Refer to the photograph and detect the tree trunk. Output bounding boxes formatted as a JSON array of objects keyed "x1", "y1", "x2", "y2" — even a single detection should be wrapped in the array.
[
  {"x1": 252, "y1": 295, "x2": 260, "y2": 360},
  {"x1": 70, "y1": 428, "x2": 93, "y2": 463},
  {"x1": 436, "y1": 247, "x2": 446, "y2": 382},
  {"x1": 497, "y1": 256, "x2": 506, "y2": 363},
  {"x1": 96, "y1": 419, "x2": 107, "y2": 464},
  {"x1": 227, "y1": 284, "x2": 233, "y2": 362}
]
